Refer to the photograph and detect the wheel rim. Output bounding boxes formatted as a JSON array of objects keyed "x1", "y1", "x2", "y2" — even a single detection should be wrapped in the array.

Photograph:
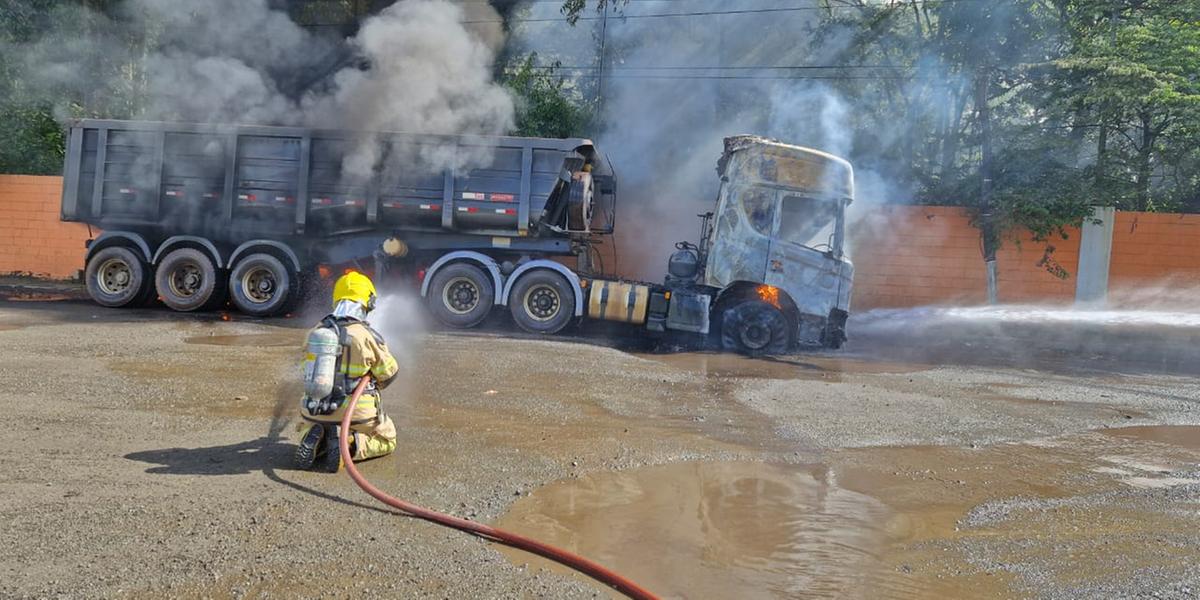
[
  {"x1": 443, "y1": 276, "x2": 480, "y2": 315},
  {"x1": 740, "y1": 321, "x2": 772, "y2": 350},
  {"x1": 97, "y1": 258, "x2": 133, "y2": 295},
  {"x1": 522, "y1": 284, "x2": 561, "y2": 322},
  {"x1": 169, "y1": 262, "x2": 204, "y2": 298},
  {"x1": 240, "y1": 267, "x2": 277, "y2": 304}
]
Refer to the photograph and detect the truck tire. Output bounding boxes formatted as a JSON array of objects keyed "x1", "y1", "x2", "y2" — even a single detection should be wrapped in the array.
[
  {"x1": 720, "y1": 300, "x2": 789, "y2": 356},
  {"x1": 229, "y1": 253, "x2": 295, "y2": 317},
  {"x1": 85, "y1": 246, "x2": 150, "y2": 308},
  {"x1": 426, "y1": 263, "x2": 494, "y2": 328},
  {"x1": 155, "y1": 247, "x2": 224, "y2": 312},
  {"x1": 508, "y1": 270, "x2": 575, "y2": 335}
]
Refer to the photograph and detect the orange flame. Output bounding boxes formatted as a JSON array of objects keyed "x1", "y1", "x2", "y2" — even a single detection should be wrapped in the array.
[
  {"x1": 757, "y1": 284, "x2": 781, "y2": 309},
  {"x1": 317, "y1": 265, "x2": 332, "y2": 279},
  {"x1": 220, "y1": 312, "x2": 231, "y2": 322}
]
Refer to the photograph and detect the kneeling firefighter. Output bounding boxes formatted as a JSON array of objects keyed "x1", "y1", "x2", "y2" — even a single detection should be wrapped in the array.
[{"x1": 295, "y1": 272, "x2": 400, "y2": 472}]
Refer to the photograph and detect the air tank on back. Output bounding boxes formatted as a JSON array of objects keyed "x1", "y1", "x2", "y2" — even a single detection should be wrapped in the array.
[{"x1": 303, "y1": 327, "x2": 340, "y2": 402}]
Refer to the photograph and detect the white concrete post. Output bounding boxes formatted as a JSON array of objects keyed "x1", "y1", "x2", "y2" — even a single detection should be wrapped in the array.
[{"x1": 1075, "y1": 206, "x2": 1115, "y2": 306}]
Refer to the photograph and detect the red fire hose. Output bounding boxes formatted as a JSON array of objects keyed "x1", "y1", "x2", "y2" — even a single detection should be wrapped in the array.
[{"x1": 337, "y1": 377, "x2": 659, "y2": 600}]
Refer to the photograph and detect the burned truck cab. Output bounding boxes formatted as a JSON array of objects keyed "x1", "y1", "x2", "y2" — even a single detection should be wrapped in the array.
[{"x1": 701, "y1": 136, "x2": 855, "y2": 351}]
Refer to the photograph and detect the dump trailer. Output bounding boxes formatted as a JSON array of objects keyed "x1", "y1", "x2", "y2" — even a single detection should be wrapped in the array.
[{"x1": 61, "y1": 120, "x2": 854, "y2": 352}]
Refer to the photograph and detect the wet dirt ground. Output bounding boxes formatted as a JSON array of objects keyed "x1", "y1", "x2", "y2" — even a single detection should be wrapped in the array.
[{"x1": 0, "y1": 298, "x2": 1197, "y2": 599}]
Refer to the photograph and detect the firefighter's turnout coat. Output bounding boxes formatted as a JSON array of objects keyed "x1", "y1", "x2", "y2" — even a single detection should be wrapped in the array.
[{"x1": 301, "y1": 318, "x2": 400, "y2": 461}]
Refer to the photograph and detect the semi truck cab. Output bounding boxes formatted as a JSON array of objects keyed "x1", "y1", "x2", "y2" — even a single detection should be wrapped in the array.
[{"x1": 663, "y1": 136, "x2": 854, "y2": 352}]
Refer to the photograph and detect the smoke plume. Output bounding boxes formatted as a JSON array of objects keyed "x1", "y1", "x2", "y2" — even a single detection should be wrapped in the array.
[
  {"x1": 15, "y1": 0, "x2": 515, "y2": 176},
  {"x1": 505, "y1": 0, "x2": 934, "y2": 280}
]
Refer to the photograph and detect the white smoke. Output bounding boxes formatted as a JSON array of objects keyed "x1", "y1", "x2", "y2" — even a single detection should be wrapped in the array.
[
  {"x1": 507, "y1": 0, "x2": 906, "y2": 281},
  {"x1": 302, "y1": 0, "x2": 516, "y2": 178},
  {"x1": 18, "y1": 0, "x2": 515, "y2": 176},
  {"x1": 369, "y1": 292, "x2": 428, "y2": 372}
]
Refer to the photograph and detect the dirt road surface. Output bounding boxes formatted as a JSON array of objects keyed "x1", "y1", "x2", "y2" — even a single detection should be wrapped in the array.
[{"x1": 1, "y1": 298, "x2": 1197, "y2": 599}]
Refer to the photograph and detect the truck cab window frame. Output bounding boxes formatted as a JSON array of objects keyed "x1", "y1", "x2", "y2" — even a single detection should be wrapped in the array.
[{"x1": 775, "y1": 193, "x2": 843, "y2": 255}]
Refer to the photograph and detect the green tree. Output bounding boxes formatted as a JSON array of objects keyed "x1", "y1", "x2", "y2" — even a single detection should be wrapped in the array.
[
  {"x1": 0, "y1": 0, "x2": 147, "y2": 174},
  {"x1": 1048, "y1": 0, "x2": 1200, "y2": 211},
  {"x1": 502, "y1": 54, "x2": 592, "y2": 138}
]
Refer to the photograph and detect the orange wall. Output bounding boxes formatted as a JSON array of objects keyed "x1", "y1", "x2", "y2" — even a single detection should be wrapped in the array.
[
  {"x1": 0, "y1": 175, "x2": 1193, "y2": 306},
  {"x1": 1110, "y1": 212, "x2": 1200, "y2": 286},
  {"x1": 849, "y1": 206, "x2": 1079, "y2": 309},
  {"x1": 0, "y1": 175, "x2": 91, "y2": 279}
]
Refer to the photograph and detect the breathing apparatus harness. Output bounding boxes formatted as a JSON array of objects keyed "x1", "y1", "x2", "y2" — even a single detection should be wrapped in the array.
[
  {"x1": 303, "y1": 313, "x2": 384, "y2": 420},
  {"x1": 305, "y1": 315, "x2": 353, "y2": 416}
]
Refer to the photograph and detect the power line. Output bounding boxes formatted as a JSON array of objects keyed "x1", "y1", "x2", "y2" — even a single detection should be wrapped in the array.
[
  {"x1": 462, "y1": 0, "x2": 997, "y2": 24},
  {"x1": 525, "y1": 72, "x2": 931, "y2": 80},
  {"x1": 506, "y1": 63, "x2": 920, "y2": 70}
]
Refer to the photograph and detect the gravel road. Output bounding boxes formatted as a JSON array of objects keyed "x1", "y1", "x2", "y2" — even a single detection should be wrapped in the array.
[{"x1": 0, "y1": 299, "x2": 1196, "y2": 599}]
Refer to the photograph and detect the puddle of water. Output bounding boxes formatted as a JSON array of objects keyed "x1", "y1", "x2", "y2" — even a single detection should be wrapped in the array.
[
  {"x1": 640, "y1": 351, "x2": 925, "y2": 381},
  {"x1": 1120, "y1": 476, "x2": 1200, "y2": 490},
  {"x1": 496, "y1": 461, "x2": 908, "y2": 599},
  {"x1": 1101, "y1": 425, "x2": 1200, "y2": 450},
  {"x1": 183, "y1": 332, "x2": 300, "y2": 347},
  {"x1": 496, "y1": 427, "x2": 1200, "y2": 599}
]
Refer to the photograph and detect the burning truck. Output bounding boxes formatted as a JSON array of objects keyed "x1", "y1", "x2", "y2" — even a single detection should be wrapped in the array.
[{"x1": 60, "y1": 120, "x2": 853, "y2": 353}]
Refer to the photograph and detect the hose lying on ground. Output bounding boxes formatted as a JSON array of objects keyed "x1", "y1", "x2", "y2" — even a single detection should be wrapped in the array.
[{"x1": 338, "y1": 377, "x2": 659, "y2": 600}]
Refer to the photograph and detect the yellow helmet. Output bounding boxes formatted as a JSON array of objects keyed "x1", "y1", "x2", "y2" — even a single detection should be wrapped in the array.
[{"x1": 332, "y1": 271, "x2": 377, "y2": 311}]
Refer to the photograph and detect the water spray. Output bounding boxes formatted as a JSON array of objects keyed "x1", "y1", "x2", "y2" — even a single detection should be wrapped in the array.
[{"x1": 337, "y1": 377, "x2": 659, "y2": 600}]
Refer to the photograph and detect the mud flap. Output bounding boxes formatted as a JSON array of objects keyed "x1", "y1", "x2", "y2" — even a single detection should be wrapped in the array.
[{"x1": 822, "y1": 308, "x2": 849, "y2": 349}]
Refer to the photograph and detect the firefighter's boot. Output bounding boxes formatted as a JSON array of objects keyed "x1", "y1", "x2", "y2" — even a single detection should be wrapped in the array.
[
  {"x1": 317, "y1": 427, "x2": 344, "y2": 473},
  {"x1": 294, "y1": 423, "x2": 325, "y2": 470}
]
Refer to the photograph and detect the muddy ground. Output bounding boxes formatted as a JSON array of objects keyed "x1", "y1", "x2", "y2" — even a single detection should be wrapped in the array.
[{"x1": 0, "y1": 297, "x2": 1197, "y2": 599}]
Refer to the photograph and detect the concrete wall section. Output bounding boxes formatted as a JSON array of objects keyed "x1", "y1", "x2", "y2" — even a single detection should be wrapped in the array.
[
  {"x1": 0, "y1": 175, "x2": 92, "y2": 279},
  {"x1": 1075, "y1": 206, "x2": 1115, "y2": 304}
]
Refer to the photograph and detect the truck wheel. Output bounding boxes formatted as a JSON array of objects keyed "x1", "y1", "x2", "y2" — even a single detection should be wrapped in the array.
[
  {"x1": 509, "y1": 270, "x2": 575, "y2": 335},
  {"x1": 85, "y1": 246, "x2": 150, "y2": 308},
  {"x1": 427, "y1": 263, "x2": 494, "y2": 328},
  {"x1": 229, "y1": 253, "x2": 295, "y2": 317},
  {"x1": 155, "y1": 248, "x2": 224, "y2": 312},
  {"x1": 721, "y1": 300, "x2": 789, "y2": 356}
]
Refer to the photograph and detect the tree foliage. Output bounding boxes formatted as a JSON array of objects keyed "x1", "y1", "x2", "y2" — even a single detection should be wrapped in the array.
[
  {"x1": 800, "y1": 0, "x2": 1200, "y2": 238},
  {"x1": 1, "y1": 0, "x2": 147, "y2": 174},
  {"x1": 501, "y1": 54, "x2": 593, "y2": 138}
]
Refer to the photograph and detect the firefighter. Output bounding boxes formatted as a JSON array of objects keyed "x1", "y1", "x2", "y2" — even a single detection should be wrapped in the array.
[{"x1": 295, "y1": 271, "x2": 400, "y2": 472}]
